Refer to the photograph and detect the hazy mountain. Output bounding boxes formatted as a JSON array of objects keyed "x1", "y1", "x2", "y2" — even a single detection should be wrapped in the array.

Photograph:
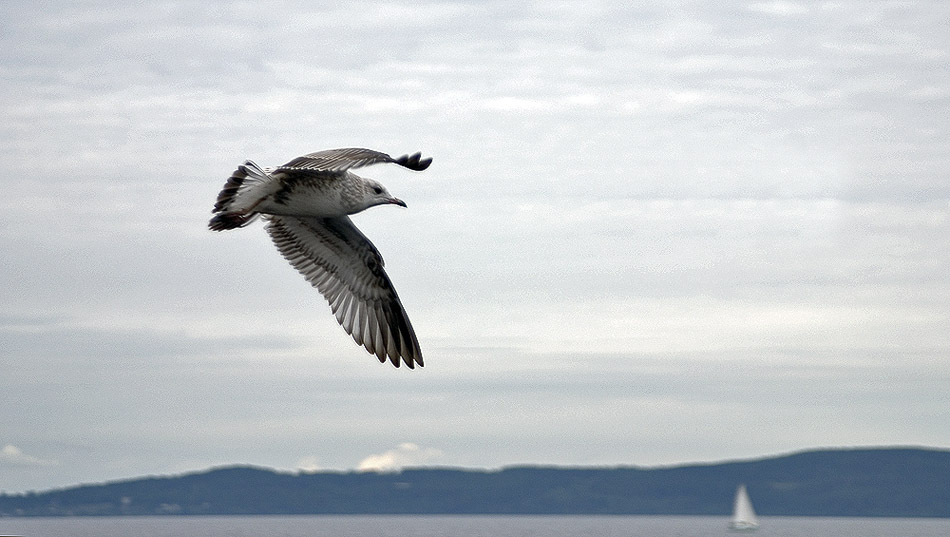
[{"x1": 2, "y1": 447, "x2": 948, "y2": 517}]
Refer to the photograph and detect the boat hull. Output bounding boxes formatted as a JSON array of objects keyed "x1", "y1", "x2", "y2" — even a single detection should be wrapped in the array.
[{"x1": 728, "y1": 521, "x2": 760, "y2": 531}]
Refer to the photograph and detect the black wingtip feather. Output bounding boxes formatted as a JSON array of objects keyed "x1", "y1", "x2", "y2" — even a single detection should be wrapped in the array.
[
  {"x1": 209, "y1": 213, "x2": 255, "y2": 231},
  {"x1": 394, "y1": 152, "x2": 433, "y2": 171}
]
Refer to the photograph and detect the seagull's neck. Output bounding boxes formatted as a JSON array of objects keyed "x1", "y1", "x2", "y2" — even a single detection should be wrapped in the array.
[{"x1": 340, "y1": 174, "x2": 371, "y2": 213}]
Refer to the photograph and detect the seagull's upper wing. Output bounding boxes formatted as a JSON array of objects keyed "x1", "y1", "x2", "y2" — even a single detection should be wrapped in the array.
[
  {"x1": 264, "y1": 214, "x2": 423, "y2": 368},
  {"x1": 278, "y1": 147, "x2": 432, "y2": 173}
]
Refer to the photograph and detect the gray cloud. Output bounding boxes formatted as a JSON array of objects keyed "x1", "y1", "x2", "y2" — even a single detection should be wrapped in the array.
[{"x1": 0, "y1": 0, "x2": 948, "y2": 492}]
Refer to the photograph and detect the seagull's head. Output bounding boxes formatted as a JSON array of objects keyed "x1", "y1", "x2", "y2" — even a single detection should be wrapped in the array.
[{"x1": 360, "y1": 178, "x2": 407, "y2": 210}]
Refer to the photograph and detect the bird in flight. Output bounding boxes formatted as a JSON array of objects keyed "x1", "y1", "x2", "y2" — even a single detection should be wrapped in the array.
[{"x1": 209, "y1": 147, "x2": 432, "y2": 369}]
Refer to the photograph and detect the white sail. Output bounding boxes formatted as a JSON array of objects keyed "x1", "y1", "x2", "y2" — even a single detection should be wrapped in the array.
[{"x1": 728, "y1": 484, "x2": 760, "y2": 531}]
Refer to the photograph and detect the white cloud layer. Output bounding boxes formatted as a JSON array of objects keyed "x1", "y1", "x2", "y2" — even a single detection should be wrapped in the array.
[
  {"x1": 0, "y1": 445, "x2": 57, "y2": 467},
  {"x1": 295, "y1": 456, "x2": 323, "y2": 473},
  {"x1": 357, "y1": 443, "x2": 444, "y2": 473}
]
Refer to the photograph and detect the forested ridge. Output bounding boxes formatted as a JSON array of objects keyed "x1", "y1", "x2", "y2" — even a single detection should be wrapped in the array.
[{"x1": 2, "y1": 447, "x2": 948, "y2": 517}]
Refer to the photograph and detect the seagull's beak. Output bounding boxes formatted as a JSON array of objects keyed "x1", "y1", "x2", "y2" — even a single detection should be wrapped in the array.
[{"x1": 389, "y1": 197, "x2": 407, "y2": 208}]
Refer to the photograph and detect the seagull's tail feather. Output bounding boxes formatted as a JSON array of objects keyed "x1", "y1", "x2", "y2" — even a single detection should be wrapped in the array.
[
  {"x1": 239, "y1": 160, "x2": 271, "y2": 182},
  {"x1": 208, "y1": 160, "x2": 270, "y2": 231}
]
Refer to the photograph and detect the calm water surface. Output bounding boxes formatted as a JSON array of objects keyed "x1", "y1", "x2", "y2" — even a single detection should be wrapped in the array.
[{"x1": 2, "y1": 515, "x2": 949, "y2": 537}]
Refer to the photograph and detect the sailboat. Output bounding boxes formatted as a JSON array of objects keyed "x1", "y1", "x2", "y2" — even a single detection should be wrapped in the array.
[{"x1": 728, "y1": 484, "x2": 760, "y2": 531}]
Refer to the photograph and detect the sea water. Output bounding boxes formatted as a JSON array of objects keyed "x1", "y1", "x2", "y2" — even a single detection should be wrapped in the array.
[{"x1": 2, "y1": 515, "x2": 949, "y2": 537}]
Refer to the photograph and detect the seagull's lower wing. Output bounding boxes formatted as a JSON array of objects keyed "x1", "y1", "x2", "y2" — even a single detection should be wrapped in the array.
[{"x1": 264, "y1": 215, "x2": 423, "y2": 369}]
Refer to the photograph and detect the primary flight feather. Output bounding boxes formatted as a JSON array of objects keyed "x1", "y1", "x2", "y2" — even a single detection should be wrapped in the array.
[{"x1": 209, "y1": 147, "x2": 431, "y2": 369}]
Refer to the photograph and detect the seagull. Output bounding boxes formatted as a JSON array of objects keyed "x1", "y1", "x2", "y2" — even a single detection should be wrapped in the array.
[{"x1": 209, "y1": 147, "x2": 431, "y2": 369}]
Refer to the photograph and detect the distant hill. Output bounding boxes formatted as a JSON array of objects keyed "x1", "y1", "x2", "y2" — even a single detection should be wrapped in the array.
[{"x1": 1, "y1": 447, "x2": 949, "y2": 517}]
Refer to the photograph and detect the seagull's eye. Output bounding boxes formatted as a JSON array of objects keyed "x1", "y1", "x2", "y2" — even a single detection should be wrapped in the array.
[{"x1": 372, "y1": 187, "x2": 383, "y2": 195}]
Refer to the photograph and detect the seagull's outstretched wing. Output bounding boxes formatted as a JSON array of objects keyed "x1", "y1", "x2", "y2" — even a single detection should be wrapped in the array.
[
  {"x1": 278, "y1": 147, "x2": 432, "y2": 173},
  {"x1": 265, "y1": 215, "x2": 423, "y2": 369}
]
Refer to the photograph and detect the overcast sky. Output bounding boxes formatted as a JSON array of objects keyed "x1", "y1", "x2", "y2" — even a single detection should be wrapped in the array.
[{"x1": 1, "y1": 0, "x2": 948, "y2": 493}]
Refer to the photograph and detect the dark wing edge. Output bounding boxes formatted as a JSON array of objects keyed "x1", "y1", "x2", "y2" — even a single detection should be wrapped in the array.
[
  {"x1": 264, "y1": 215, "x2": 424, "y2": 369},
  {"x1": 279, "y1": 147, "x2": 432, "y2": 173},
  {"x1": 393, "y1": 151, "x2": 433, "y2": 171}
]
